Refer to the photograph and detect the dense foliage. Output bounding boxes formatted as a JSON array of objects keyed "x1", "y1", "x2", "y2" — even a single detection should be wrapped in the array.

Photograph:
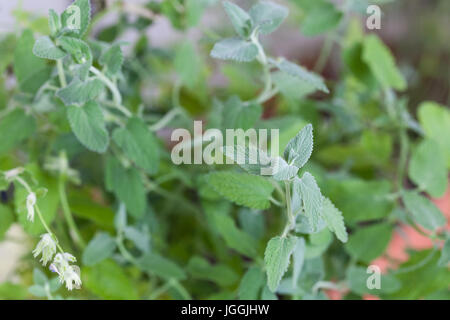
[{"x1": 0, "y1": 0, "x2": 449, "y2": 300}]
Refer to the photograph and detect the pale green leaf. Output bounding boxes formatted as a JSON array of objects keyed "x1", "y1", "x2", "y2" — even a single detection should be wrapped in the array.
[
  {"x1": 301, "y1": 2, "x2": 342, "y2": 36},
  {"x1": 0, "y1": 109, "x2": 36, "y2": 156},
  {"x1": 438, "y1": 238, "x2": 450, "y2": 267},
  {"x1": 249, "y1": 0, "x2": 289, "y2": 34},
  {"x1": 223, "y1": 1, "x2": 253, "y2": 38},
  {"x1": 113, "y1": 117, "x2": 159, "y2": 175},
  {"x1": 33, "y1": 36, "x2": 66, "y2": 60},
  {"x1": 99, "y1": 44, "x2": 123, "y2": 76},
  {"x1": 418, "y1": 101, "x2": 450, "y2": 168},
  {"x1": 238, "y1": 266, "x2": 265, "y2": 300},
  {"x1": 362, "y1": 34, "x2": 406, "y2": 90},
  {"x1": 61, "y1": 0, "x2": 91, "y2": 38},
  {"x1": 264, "y1": 235, "x2": 298, "y2": 292},
  {"x1": 345, "y1": 223, "x2": 392, "y2": 263},
  {"x1": 273, "y1": 59, "x2": 329, "y2": 93},
  {"x1": 321, "y1": 197, "x2": 348, "y2": 243},
  {"x1": 105, "y1": 157, "x2": 146, "y2": 219},
  {"x1": 138, "y1": 253, "x2": 186, "y2": 280},
  {"x1": 402, "y1": 191, "x2": 446, "y2": 231},
  {"x1": 292, "y1": 237, "x2": 305, "y2": 286},
  {"x1": 408, "y1": 139, "x2": 447, "y2": 198},
  {"x1": 56, "y1": 77, "x2": 104, "y2": 106},
  {"x1": 211, "y1": 38, "x2": 259, "y2": 62},
  {"x1": 294, "y1": 173, "x2": 323, "y2": 231},
  {"x1": 347, "y1": 266, "x2": 400, "y2": 295},
  {"x1": 82, "y1": 232, "x2": 117, "y2": 266},
  {"x1": 284, "y1": 123, "x2": 313, "y2": 168},
  {"x1": 207, "y1": 171, "x2": 274, "y2": 209},
  {"x1": 67, "y1": 101, "x2": 109, "y2": 153}
]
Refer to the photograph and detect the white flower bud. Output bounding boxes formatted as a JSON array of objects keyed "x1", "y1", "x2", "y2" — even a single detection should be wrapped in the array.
[
  {"x1": 26, "y1": 192, "x2": 36, "y2": 222},
  {"x1": 33, "y1": 233, "x2": 57, "y2": 266}
]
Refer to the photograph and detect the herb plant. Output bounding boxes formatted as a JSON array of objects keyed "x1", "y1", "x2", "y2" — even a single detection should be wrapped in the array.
[{"x1": 0, "y1": 0, "x2": 448, "y2": 300}]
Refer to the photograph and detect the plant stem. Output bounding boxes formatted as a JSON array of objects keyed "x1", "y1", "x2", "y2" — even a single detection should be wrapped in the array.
[
  {"x1": 89, "y1": 66, "x2": 132, "y2": 117},
  {"x1": 58, "y1": 174, "x2": 86, "y2": 249},
  {"x1": 397, "y1": 126, "x2": 409, "y2": 191},
  {"x1": 149, "y1": 108, "x2": 182, "y2": 131},
  {"x1": 314, "y1": 35, "x2": 334, "y2": 73},
  {"x1": 57, "y1": 59, "x2": 67, "y2": 87},
  {"x1": 282, "y1": 181, "x2": 294, "y2": 237}
]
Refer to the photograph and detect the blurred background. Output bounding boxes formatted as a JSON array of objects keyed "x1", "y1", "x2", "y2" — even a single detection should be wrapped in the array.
[{"x1": 0, "y1": 0, "x2": 449, "y2": 293}]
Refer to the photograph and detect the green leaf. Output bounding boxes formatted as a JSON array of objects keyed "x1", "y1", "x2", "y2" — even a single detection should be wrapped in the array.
[
  {"x1": 304, "y1": 229, "x2": 332, "y2": 259},
  {"x1": 204, "y1": 201, "x2": 258, "y2": 258},
  {"x1": 33, "y1": 36, "x2": 66, "y2": 60},
  {"x1": 284, "y1": 124, "x2": 313, "y2": 168},
  {"x1": 347, "y1": 266, "x2": 400, "y2": 295},
  {"x1": 33, "y1": 268, "x2": 48, "y2": 286},
  {"x1": 28, "y1": 285, "x2": 47, "y2": 297},
  {"x1": 207, "y1": 171, "x2": 274, "y2": 209},
  {"x1": 61, "y1": 0, "x2": 91, "y2": 38},
  {"x1": 123, "y1": 226, "x2": 150, "y2": 253},
  {"x1": 438, "y1": 238, "x2": 450, "y2": 267},
  {"x1": 321, "y1": 197, "x2": 348, "y2": 243},
  {"x1": 408, "y1": 139, "x2": 447, "y2": 198},
  {"x1": 223, "y1": 1, "x2": 253, "y2": 38},
  {"x1": 0, "y1": 109, "x2": 36, "y2": 156},
  {"x1": 56, "y1": 77, "x2": 104, "y2": 106},
  {"x1": 82, "y1": 232, "x2": 117, "y2": 266},
  {"x1": 402, "y1": 191, "x2": 446, "y2": 231},
  {"x1": 345, "y1": 223, "x2": 392, "y2": 263},
  {"x1": 249, "y1": 1, "x2": 289, "y2": 34},
  {"x1": 211, "y1": 38, "x2": 259, "y2": 62},
  {"x1": 272, "y1": 70, "x2": 315, "y2": 101},
  {"x1": 273, "y1": 59, "x2": 329, "y2": 93},
  {"x1": 418, "y1": 101, "x2": 450, "y2": 167},
  {"x1": 222, "y1": 96, "x2": 262, "y2": 130},
  {"x1": 112, "y1": 117, "x2": 159, "y2": 175},
  {"x1": 264, "y1": 235, "x2": 298, "y2": 292},
  {"x1": 301, "y1": 2, "x2": 342, "y2": 36},
  {"x1": 238, "y1": 266, "x2": 265, "y2": 299},
  {"x1": 221, "y1": 144, "x2": 275, "y2": 176},
  {"x1": 99, "y1": 44, "x2": 123, "y2": 76},
  {"x1": 48, "y1": 9, "x2": 61, "y2": 36},
  {"x1": 14, "y1": 30, "x2": 51, "y2": 94},
  {"x1": 187, "y1": 256, "x2": 238, "y2": 287},
  {"x1": 83, "y1": 259, "x2": 138, "y2": 299},
  {"x1": 294, "y1": 173, "x2": 323, "y2": 231},
  {"x1": 138, "y1": 253, "x2": 186, "y2": 280},
  {"x1": 58, "y1": 36, "x2": 92, "y2": 79},
  {"x1": 0, "y1": 204, "x2": 14, "y2": 241},
  {"x1": 292, "y1": 237, "x2": 305, "y2": 286},
  {"x1": 105, "y1": 157, "x2": 146, "y2": 219},
  {"x1": 362, "y1": 34, "x2": 406, "y2": 90},
  {"x1": 174, "y1": 41, "x2": 201, "y2": 87},
  {"x1": 67, "y1": 101, "x2": 109, "y2": 153}
]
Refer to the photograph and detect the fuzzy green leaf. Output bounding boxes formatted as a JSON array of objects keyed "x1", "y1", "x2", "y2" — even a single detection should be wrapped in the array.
[
  {"x1": 249, "y1": 1, "x2": 289, "y2": 34},
  {"x1": 402, "y1": 191, "x2": 446, "y2": 231},
  {"x1": 264, "y1": 235, "x2": 298, "y2": 292},
  {"x1": 438, "y1": 238, "x2": 450, "y2": 267},
  {"x1": 138, "y1": 253, "x2": 186, "y2": 280},
  {"x1": 418, "y1": 101, "x2": 450, "y2": 168},
  {"x1": 223, "y1": 1, "x2": 253, "y2": 38},
  {"x1": 238, "y1": 266, "x2": 265, "y2": 299},
  {"x1": 56, "y1": 77, "x2": 104, "y2": 106},
  {"x1": 284, "y1": 124, "x2": 313, "y2": 168},
  {"x1": 301, "y1": 2, "x2": 342, "y2": 36},
  {"x1": 207, "y1": 171, "x2": 274, "y2": 209},
  {"x1": 0, "y1": 109, "x2": 36, "y2": 156},
  {"x1": 99, "y1": 44, "x2": 123, "y2": 76},
  {"x1": 362, "y1": 34, "x2": 406, "y2": 90},
  {"x1": 82, "y1": 232, "x2": 117, "y2": 266},
  {"x1": 113, "y1": 117, "x2": 159, "y2": 175},
  {"x1": 345, "y1": 223, "x2": 392, "y2": 263},
  {"x1": 321, "y1": 197, "x2": 348, "y2": 243},
  {"x1": 105, "y1": 157, "x2": 146, "y2": 218},
  {"x1": 294, "y1": 173, "x2": 323, "y2": 231},
  {"x1": 211, "y1": 38, "x2": 259, "y2": 62},
  {"x1": 408, "y1": 139, "x2": 447, "y2": 198},
  {"x1": 33, "y1": 36, "x2": 66, "y2": 60},
  {"x1": 67, "y1": 101, "x2": 109, "y2": 153},
  {"x1": 187, "y1": 256, "x2": 238, "y2": 287},
  {"x1": 273, "y1": 59, "x2": 329, "y2": 93},
  {"x1": 61, "y1": 0, "x2": 91, "y2": 38}
]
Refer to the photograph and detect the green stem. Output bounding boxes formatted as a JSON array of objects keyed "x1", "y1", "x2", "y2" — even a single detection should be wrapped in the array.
[
  {"x1": 149, "y1": 108, "x2": 182, "y2": 131},
  {"x1": 314, "y1": 35, "x2": 334, "y2": 73},
  {"x1": 282, "y1": 181, "x2": 294, "y2": 237},
  {"x1": 57, "y1": 59, "x2": 67, "y2": 87},
  {"x1": 89, "y1": 66, "x2": 132, "y2": 117},
  {"x1": 58, "y1": 174, "x2": 86, "y2": 249},
  {"x1": 397, "y1": 126, "x2": 409, "y2": 191}
]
